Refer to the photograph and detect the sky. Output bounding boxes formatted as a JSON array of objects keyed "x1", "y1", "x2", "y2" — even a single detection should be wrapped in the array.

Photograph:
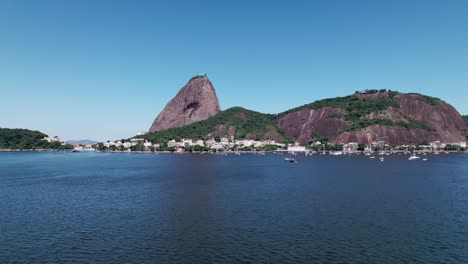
[{"x1": 0, "y1": 0, "x2": 467, "y2": 141}]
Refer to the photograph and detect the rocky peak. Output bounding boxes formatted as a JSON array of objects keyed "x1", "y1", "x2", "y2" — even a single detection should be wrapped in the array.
[{"x1": 149, "y1": 75, "x2": 221, "y2": 132}]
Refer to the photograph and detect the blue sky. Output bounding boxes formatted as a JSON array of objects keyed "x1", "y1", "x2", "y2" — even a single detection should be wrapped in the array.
[{"x1": 1, "y1": 0, "x2": 467, "y2": 141}]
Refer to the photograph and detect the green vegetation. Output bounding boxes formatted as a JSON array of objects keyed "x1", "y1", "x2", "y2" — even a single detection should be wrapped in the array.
[
  {"x1": 0, "y1": 128, "x2": 72, "y2": 150},
  {"x1": 130, "y1": 144, "x2": 145, "y2": 151},
  {"x1": 138, "y1": 91, "x2": 447, "y2": 144},
  {"x1": 189, "y1": 74, "x2": 208, "y2": 82},
  {"x1": 344, "y1": 118, "x2": 434, "y2": 132},
  {"x1": 309, "y1": 143, "x2": 343, "y2": 151},
  {"x1": 280, "y1": 91, "x2": 436, "y2": 132},
  {"x1": 282, "y1": 90, "x2": 398, "y2": 116},
  {"x1": 184, "y1": 145, "x2": 210, "y2": 152},
  {"x1": 463, "y1": 115, "x2": 468, "y2": 124},
  {"x1": 143, "y1": 107, "x2": 290, "y2": 144},
  {"x1": 281, "y1": 94, "x2": 399, "y2": 122},
  {"x1": 444, "y1": 144, "x2": 466, "y2": 151},
  {"x1": 310, "y1": 130, "x2": 329, "y2": 144}
]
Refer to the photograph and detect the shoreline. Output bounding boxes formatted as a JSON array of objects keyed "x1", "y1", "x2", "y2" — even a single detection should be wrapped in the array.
[{"x1": 2, "y1": 149, "x2": 466, "y2": 155}]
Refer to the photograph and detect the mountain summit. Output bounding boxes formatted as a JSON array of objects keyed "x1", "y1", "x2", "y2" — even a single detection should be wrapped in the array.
[{"x1": 149, "y1": 75, "x2": 221, "y2": 132}]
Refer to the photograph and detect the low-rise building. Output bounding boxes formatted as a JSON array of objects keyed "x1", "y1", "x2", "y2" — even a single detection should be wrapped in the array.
[
  {"x1": 371, "y1": 141, "x2": 385, "y2": 149},
  {"x1": 452, "y1": 142, "x2": 466, "y2": 148},
  {"x1": 182, "y1": 139, "x2": 193, "y2": 147},
  {"x1": 210, "y1": 143, "x2": 224, "y2": 150},
  {"x1": 344, "y1": 142, "x2": 359, "y2": 152},
  {"x1": 167, "y1": 140, "x2": 179, "y2": 148},
  {"x1": 287, "y1": 145, "x2": 306, "y2": 152},
  {"x1": 43, "y1": 136, "x2": 63, "y2": 143},
  {"x1": 194, "y1": 140, "x2": 204, "y2": 146},
  {"x1": 430, "y1": 141, "x2": 442, "y2": 149},
  {"x1": 236, "y1": 139, "x2": 255, "y2": 147}
]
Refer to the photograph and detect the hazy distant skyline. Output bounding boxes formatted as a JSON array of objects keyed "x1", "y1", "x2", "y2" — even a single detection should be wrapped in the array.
[{"x1": 1, "y1": 0, "x2": 467, "y2": 141}]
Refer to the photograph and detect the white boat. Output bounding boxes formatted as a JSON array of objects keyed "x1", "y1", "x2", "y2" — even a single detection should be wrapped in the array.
[
  {"x1": 284, "y1": 157, "x2": 297, "y2": 163},
  {"x1": 369, "y1": 156, "x2": 375, "y2": 159},
  {"x1": 422, "y1": 158, "x2": 428, "y2": 161},
  {"x1": 408, "y1": 155, "x2": 420, "y2": 160},
  {"x1": 379, "y1": 157, "x2": 384, "y2": 162},
  {"x1": 330, "y1": 151, "x2": 343, "y2": 156}
]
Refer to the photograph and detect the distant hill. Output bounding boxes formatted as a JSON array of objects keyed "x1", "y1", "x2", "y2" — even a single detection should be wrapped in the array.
[
  {"x1": 66, "y1": 140, "x2": 97, "y2": 145},
  {"x1": 143, "y1": 77, "x2": 467, "y2": 145},
  {"x1": 0, "y1": 128, "x2": 72, "y2": 150}
]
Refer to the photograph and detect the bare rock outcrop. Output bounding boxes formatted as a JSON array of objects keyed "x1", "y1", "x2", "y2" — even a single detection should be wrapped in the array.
[
  {"x1": 149, "y1": 76, "x2": 221, "y2": 132},
  {"x1": 278, "y1": 92, "x2": 467, "y2": 145}
]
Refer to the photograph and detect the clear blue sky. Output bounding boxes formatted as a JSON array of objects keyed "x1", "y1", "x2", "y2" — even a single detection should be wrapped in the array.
[{"x1": 1, "y1": 0, "x2": 467, "y2": 141}]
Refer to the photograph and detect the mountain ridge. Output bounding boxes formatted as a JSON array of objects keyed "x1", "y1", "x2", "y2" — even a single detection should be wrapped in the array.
[{"x1": 144, "y1": 83, "x2": 467, "y2": 145}]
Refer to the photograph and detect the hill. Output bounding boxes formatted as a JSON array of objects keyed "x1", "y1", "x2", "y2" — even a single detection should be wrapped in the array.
[
  {"x1": 0, "y1": 128, "x2": 72, "y2": 150},
  {"x1": 66, "y1": 139, "x2": 97, "y2": 145},
  {"x1": 143, "y1": 107, "x2": 289, "y2": 144},
  {"x1": 141, "y1": 90, "x2": 467, "y2": 145},
  {"x1": 279, "y1": 91, "x2": 466, "y2": 145}
]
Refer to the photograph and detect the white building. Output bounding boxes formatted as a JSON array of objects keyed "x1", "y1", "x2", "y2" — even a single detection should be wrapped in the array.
[
  {"x1": 43, "y1": 136, "x2": 62, "y2": 143},
  {"x1": 220, "y1": 137, "x2": 230, "y2": 146},
  {"x1": 287, "y1": 145, "x2": 306, "y2": 152},
  {"x1": 182, "y1": 139, "x2": 193, "y2": 147},
  {"x1": 130, "y1": 138, "x2": 145, "y2": 143},
  {"x1": 371, "y1": 141, "x2": 385, "y2": 148},
  {"x1": 194, "y1": 140, "x2": 204, "y2": 146},
  {"x1": 452, "y1": 142, "x2": 466, "y2": 148},
  {"x1": 210, "y1": 143, "x2": 224, "y2": 150},
  {"x1": 167, "y1": 140, "x2": 179, "y2": 148},
  {"x1": 344, "y1": 142, "x2": 359, "y2": 152},
  {"x1": 310, "y1": 141, "x2": 322, "y2": 146},
  {"x1": 205, "y1": 139, "x2": 217, "y2": 147},
  {"x1": 236, "y1": 139, "x2": 255, "y2": 147}
]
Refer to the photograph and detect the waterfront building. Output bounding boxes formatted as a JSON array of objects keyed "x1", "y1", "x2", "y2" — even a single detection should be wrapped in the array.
[
  {"x1": 287, "y1": 145, "x2": 306, "y2": 152},
  {"x1": 42, "y1": 136, "x2": 63, "y2": 143}
]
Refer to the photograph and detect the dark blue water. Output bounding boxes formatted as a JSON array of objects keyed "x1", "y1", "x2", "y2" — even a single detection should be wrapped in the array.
[{"x1": 0, "y1": 152, "x2": 467, "y2": 263}]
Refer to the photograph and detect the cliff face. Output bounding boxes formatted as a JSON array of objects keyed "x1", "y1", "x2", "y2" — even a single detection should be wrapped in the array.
[
  {"x1": 278, "y1": 92, "x2": 467, "y2": 145},
  {"x1": 277, "y1": 107, "x2": 347, "y2": 143},
  {"x1": 149, "y1": 76, "x2": 221, "y2": 132}
]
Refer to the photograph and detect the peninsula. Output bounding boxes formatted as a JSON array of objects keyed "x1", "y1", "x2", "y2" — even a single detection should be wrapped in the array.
[{"x1": 96, "y1": 75, "x2": 467, "y2": 153}]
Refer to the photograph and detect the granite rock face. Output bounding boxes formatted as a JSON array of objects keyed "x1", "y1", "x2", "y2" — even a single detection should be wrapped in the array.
[
  {"x1": 149, "y1": 76, "x2": 221, "y2": 132},
  {"x1": 278, "y1": 92, "x2": 467, "y2": 145},
  {"x1": 277, "y1": 107, "x2": 347, "y2": 143}
]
